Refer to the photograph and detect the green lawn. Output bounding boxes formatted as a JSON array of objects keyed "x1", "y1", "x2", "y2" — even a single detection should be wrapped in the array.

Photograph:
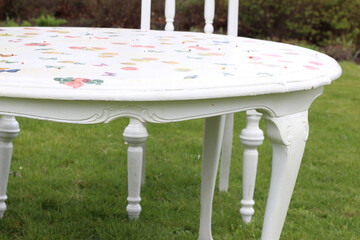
[{"x1": 0, "y1": 62, "x2": 359, "y2": 239}]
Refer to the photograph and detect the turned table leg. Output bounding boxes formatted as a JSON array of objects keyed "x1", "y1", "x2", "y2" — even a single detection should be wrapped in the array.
[
  {"x1": 198, "y1": 115, "x2": 226, "y2": 240},
  {"x1": 0, "y1": 116, "x2": 20, "y2": 218},
  {"x1": 141, "y1": 122, "x2": 147, "y2": 186},
  {"x1": 261, "y1": 111, "x2": 309, "y2": 240},
  {"x1": 123, "y1": 118, "x2": 148, "y2": 220},
  {"x1": 240, "y1": 110, "x2": 264, "y2": 224}
]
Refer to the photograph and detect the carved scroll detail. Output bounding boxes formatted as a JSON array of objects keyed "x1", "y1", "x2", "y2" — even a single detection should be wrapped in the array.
[
  {"x1": 80, "y1": 105, "x2": 163, "y2": 124},
  {"x1": 264, "y1": 111, "x2": 308, "y2": 146}
]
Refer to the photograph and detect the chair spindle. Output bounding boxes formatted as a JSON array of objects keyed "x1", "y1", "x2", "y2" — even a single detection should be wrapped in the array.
[
  {"x1": 165, "y1": 0, "x2": 175, "y2": 31},
  {"x1": 204, "y1": 0, "x2": 215, "y2": 33},
  {"x1": 141, "y1": 0, "x2": 151, "y2": 31}
]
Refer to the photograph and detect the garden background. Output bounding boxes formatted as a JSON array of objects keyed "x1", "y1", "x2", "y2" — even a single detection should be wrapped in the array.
[
  {"x1": 1, "y1": 0, "x2": 360, "y2": 63},
  {"x1": 0, "y1": 0, "x2": 359, "y2": 239}
]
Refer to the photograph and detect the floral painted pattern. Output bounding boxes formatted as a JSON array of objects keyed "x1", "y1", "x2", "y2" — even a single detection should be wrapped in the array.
[
  {"x1": 0, "y1": 27, "x2": 337, "y2": 94},
  {"x1": 54, "y1": 77, "x2": 103, "y2": 88}
]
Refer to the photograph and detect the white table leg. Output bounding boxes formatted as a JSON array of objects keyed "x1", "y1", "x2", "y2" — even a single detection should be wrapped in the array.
[
  {"x1": 123, "y1": 118, "x2": 148, "y2": 220},
  {"x1": 261, "y1": 111, "x2": 309, "y2": 240},
  {"x1": 240, "y1": 110, "x2": 264, "y2": 224},
  {"x1": 141, "y1": 122, "x2": 147, "y2": 186},
  {"x1": 198, "y1": 115, "x2": 226, "y2": 240},
  {"x1": 0, "y1": 116, "x2": 20, "y2": 218},
  {"x1": 219, "y1": 113, "x2": 234, "y2": 192}
]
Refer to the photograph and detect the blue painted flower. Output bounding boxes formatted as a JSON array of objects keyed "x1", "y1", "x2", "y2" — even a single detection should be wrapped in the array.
[
  {"x1": 184, "y1": 75, "x2": 198, "y2": 79},
  {"x1": 0, "y1": 69, "x2": 20, "y2": 73}
]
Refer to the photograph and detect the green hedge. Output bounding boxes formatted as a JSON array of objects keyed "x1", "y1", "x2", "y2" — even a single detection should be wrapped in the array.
[
  {"x1": 1, "y1": 0, "x2": 359, "y2": 60},
  {"x1": 236, "y1": 0, "x2": 360, "y2": 60},
  {"x1": 174, "y1": 0, "x2": 360, "y2": 60}
]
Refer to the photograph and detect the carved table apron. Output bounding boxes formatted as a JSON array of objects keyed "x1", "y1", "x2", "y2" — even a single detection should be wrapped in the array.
[{"x1": 0, "y1": 27, "x2": 341, "y2": 240}]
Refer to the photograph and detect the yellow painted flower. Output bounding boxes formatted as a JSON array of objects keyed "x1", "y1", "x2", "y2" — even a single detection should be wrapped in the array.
[
  {"x1": 98, "y1": 53, "x2": 119, "y2": 58},
  {"x1": 42, "y1": 51, "x2": 60, "y2": 54},
  {"x1": 24, "y1": 33, "x2": 40, "y2": 35},
  {"x1": 162, "y1": 61, "x2": 179, "y2": 65},
  {"x1": 174, "y1": 68, "x2": 192, "y2": 72},
  {"x1": 58, "y1": 61, "x2": 75, "y2": 63},
  {"x1": 46, "y1": 30, "x2": 70, "y2": 33},
  {"x1": 197, "y1": 52, "x2": 224, "y2": 57}
]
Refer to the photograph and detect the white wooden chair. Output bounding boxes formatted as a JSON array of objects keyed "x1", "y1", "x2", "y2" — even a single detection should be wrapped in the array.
[{"x1": 123, "y1": 0, "x2": 264, "y2": 224}]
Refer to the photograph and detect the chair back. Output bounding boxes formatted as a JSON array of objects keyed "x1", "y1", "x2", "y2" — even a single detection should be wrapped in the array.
[{"x1": 140, "y1": 0, "x2": 239, "y2": 36}]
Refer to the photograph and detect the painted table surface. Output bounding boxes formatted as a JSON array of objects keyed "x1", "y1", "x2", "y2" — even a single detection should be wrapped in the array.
[{"x1": 0, "y1": 27, "x2": 341, "y2": 101}]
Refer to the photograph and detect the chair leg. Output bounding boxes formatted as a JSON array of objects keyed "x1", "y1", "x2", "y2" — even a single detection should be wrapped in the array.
[
  {"x1": 198, "y1": 115, "x2": 226, "y2": 240},
  {"x1": 219, "y1": 113, "x2": 234, "y2": 192},
  {"x1": 261, "y1": 111, "x2": 309, "y2": 240},
  {"x1": 123, "y1": 118, "x2": 148, "y2": 220},
  {"x1": 0, "y1": 116, "x2": 20, "y2": 218},
  {"x1": 240, "y1": 110, "x2": 263, "y2": 224}
]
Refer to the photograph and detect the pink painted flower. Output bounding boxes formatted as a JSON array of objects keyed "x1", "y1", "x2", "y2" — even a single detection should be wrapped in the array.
[
  {"x1": 188, "y1": 46, "x2": 211, "y2": 51},
  {"x1": 248, "y1": 56, "x2": 261, "y2": 60},
  {"x1": 93, "y1": 63, "x2": 109, "y2": 67},
  {"x1": 74, "y1": 77, "x2": 88, "y2": 82},
  {"x1": 79, "y1": 78, "x2": 91, "y2": 83},
  {"x1": 130, "y1": 45, "x2": 155, "y2": 48},
  {"x1": 64, "y1": 78, "x2": 91, "y2": 88},
  {"x1": 277, "y1": 60, "x2": 294, "y2": 63},
  {"x1": 65, "y1": 81, "x2": 84, "y2": 88},
  {"x1": 142, "y1": 57, "x2": 158, "y2": 61},
  {"x1": 25, "y1": 43, "x2": 51, "y2": 46},
  {"x1": 65, "y1": 35, "x2": 81, "y2": 38},
  {"x1": 308, "y1": 61, "x2": 323, "y2": 66},
  {"x1": 54, "y1": 77, "x2": 104, "y2": 88},
  {"x1": 24, "y1": 27, "x2": 39, "y2": 30},
  {"x1": 121, "y1": 67, "x2": 138, "y2": 71},
  {"x1": 304, "y1": 65, "x2": 319, "y2": 70}
]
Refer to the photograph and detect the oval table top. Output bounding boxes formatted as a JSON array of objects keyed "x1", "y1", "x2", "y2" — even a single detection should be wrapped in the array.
[{"x1": 0, "y1": 27, "x2": 341, "y2": 101}]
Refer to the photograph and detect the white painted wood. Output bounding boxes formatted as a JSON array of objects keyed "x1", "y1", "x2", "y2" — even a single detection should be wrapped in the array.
[
  {"x1": 204, "y1": 0, "x2": 215, "y2": 33},
  {"x1": 227, "y1": 0, "x2": 239, "y2": 37},
  {"x1": 123, "y1": 118, "x2": 148, "y2": 219},
  {"x1": 239, "y1": 110, "x2": 264, "y2": 223},
  {"x1": 0, "y1": 28, "x2": 341, "y2": 102},
  {"x1": 141, "y1": 122, "x2": 147, "y2": 185},
  {"x1": 141, "y1": 0, "x2": 151, "y2": 31},
  {"x1": 138, "y1": 0, "x2": 176, "y2": 191},
  {"x1": 261, "y1": 110, "x2": 309, "y2": 240},
  {"x1": 0, "y1": 27, "x2": 341, "y2": 239},
  {"x1": 198, "y1": 115, "x2": 226, "y2": 240},
  {"x1": 218, "y1": 113, "x2": 234, "y2": 192},
  {"x1": 218, "y1": 0, "x2": 239, "y2": 192},
  {"x1": 0, "y1": 86, "x2": 324, "y2": 125},
  {"x1": 165, "y1": 0, "x2": 175, "y2": 31},
  {"x1": 0, "y1": 116, "x2": 20, "y2": 218},
  {"x1": 0, "y1": 88, "x2": 337, "y2": 239}
]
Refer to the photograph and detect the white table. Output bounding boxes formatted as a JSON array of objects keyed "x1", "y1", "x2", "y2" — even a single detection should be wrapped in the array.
[{"x1": 0, "y1": 27, "x2": 341, "y2": 240}]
